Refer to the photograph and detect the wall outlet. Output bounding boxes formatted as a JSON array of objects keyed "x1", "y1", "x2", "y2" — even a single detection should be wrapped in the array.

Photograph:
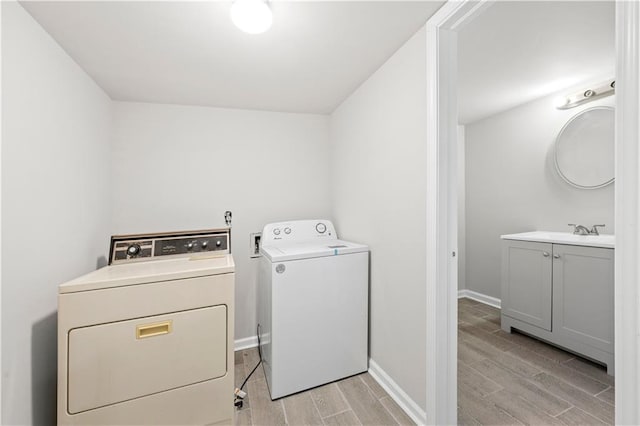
[{"x1": 250, "y1": 232, "x2": 262, "y2": 258}]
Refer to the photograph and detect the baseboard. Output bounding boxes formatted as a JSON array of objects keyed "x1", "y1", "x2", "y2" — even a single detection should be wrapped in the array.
[
  {"x1": 368, "y1": 359, "x2": 426, "y2": 425},
  {"x1": 234, "y1": 335, "x2": 258, "y2": 351},
  {"x1": 458, "y1": 289, "x2": 501, "y2": 308}
]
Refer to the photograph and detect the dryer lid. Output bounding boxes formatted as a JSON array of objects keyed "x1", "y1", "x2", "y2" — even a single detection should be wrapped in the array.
[{"x1": 59, "y1": 255, "x2": 235, "y2": 293}]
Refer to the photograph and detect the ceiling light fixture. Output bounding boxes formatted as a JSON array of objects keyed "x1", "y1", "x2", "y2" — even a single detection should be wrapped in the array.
[
  {"x1": 230, "y1": 0, "x2": 273, "y2": 35},
  {"x1": 556, "y1": 79, "x2": 615, "y2": 110}
]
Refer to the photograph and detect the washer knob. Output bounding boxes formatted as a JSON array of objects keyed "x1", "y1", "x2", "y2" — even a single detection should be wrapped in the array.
[
  {"x1": 284, "y1": 227, "x2": 291, "y2": 234},
  {"x1": 316, "y1": 223, "x2": 327, "y2": 233},
  {"x1": 201, "y1": 241, "x2": 208, "y2": 248},
  {"x1": 187, "y1": 242, "x2": 194, "y2": 250},
  {"x1": 273, "y1": 228, "x2": 281, "y2": 235},
  {"x1": 127, "y1": 244, "x2": 141, "y2": 256},
  {"x1": 216, "y1": 240, "x2": 222, "y2": 247}
]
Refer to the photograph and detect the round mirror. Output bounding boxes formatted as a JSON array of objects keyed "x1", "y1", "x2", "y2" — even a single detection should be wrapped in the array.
[{"x1": 554, "y1": 106, "x2": 615, "y2": 189}]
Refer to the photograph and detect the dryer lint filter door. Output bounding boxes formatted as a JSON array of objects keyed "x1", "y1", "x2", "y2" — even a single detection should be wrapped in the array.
[{"x1": 67, "y1": 305, "x2": 227, "y2": 414}]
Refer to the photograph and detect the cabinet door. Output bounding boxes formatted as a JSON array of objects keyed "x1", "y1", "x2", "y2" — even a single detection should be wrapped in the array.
[
  {"x1": 501, "y1": 240, "x2": 553, "y2": 331},
  {"x1": 552, "y1": 244, "x2": 614, "y2": 353}
]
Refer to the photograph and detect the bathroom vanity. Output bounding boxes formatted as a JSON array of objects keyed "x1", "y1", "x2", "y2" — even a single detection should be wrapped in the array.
[{"x1": 500, "y1": 231, "x2": 614, "y2": 374}]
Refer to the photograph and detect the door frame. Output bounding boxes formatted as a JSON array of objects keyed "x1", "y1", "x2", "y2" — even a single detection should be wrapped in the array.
[{"x1": 424, "y1": 1, "x2": 640, "y2": 424}]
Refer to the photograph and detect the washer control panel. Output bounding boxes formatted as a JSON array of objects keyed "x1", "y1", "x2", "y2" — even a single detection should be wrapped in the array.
[
  {"x1": 109, "y1": 228, "x2": 230, "y2": 265},
  {"x1": 261, "y1": 220, "x2": 337, "y2": 246}
]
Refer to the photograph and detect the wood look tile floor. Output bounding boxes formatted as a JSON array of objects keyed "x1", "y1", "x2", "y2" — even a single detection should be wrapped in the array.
[
  {"x1": 234, "y1": 348, "x2": 415, "y2": 426},
  {"x1": 458, "y1": 297, "x2": 615, "y2": 425}
]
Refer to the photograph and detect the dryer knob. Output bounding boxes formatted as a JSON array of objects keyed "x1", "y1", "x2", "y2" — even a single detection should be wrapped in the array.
[
  {"x1": 216, "y1": 240, "x2": 222, "y2": 247},
  {"x1": 316, "y1": 223, "x2": 327, "y2": 234},
  {"x1": 201, "y1": 241, "x2": 208, "y2": 248},
  {"x1": 127, "y1": 244, "x2": 141, "y2": 256},
  {"x1": 187, "y1": 242, "x2": 194, "y2": 250}
]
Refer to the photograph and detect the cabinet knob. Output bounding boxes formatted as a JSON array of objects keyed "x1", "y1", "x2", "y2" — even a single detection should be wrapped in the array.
[
  {"x1": 553, "y1": 254, "x2": 561, "y2": 259},
  {"x1": 543, "y1": 252, "x2": 550, "y2": 257}
]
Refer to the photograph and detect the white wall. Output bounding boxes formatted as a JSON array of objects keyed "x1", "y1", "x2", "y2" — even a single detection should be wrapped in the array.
[
  {"x1": 1, "y1": 3, "x2": 112, "y2": 424},
  {"x1": 465, "y1": 94, "x2": 615, "y2": 299},
  {"x1": 457, "y1": 125, "x2": 466, "y2": 290},
  {"x1": 110, "y1": 102, "x2": 331, "y2": 340},
  {"x1": 330, "y1": 26, "x2": 427, "y2": 414},
  {"x1": 3, "y1": 4, "x2": 428, "y2": 420}
]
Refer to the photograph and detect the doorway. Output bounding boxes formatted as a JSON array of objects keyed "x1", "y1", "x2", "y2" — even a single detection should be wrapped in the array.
[
  {"x1": 457, "y1": 1, "x2": 615, "y2": 423},
  {"x1": 424, "y1": 1, "x2": 640, "y2": 424}
]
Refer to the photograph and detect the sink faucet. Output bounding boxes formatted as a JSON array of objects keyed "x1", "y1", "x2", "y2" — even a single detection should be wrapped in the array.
[
  {"x1": 568, "y1": 224, "x2": 591, "y2": 235},
  {"x1": 590, "y1": 224, "x2": 605, "y2": 236}
]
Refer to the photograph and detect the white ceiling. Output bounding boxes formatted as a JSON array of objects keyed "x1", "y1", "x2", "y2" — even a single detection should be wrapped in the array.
[
  {"x1": 21, "y1": 1, "x2": 445, "y2": 114},
  {"x1": 458, "y1": 1, "x2": 615, "y2": 124}
]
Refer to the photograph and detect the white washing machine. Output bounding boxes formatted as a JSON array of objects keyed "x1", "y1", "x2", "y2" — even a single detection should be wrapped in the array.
[
  {"x1": 58, "y1": 228, "x2": 234, "y2": 425},
  {"x1": 258, "y1": 220, "x2": 369, "y2": 399}
]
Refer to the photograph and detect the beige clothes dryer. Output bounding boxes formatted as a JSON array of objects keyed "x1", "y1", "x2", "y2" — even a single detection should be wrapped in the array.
[{"x1": 57, "y1": 229, "x2": 235, "y2": 425}]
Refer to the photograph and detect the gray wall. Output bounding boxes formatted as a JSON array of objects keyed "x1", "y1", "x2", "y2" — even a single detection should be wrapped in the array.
[
  {"x1": 110, "y1": 101, "x2": 332, "y2": 340},
  {"x1": 464, "y1": 94, "x2": 615, "y2": 299},
  {"x1": 1, "y1": 3, "x2": 112, "y2": 423},
  {"x1": 330, "y1": 26, "x2": 427, "y2": 412}
]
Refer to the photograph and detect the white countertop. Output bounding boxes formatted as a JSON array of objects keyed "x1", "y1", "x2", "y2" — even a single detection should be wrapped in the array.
[{"x1": 501, "y1": 231, "x2": 615, "y2": 249}]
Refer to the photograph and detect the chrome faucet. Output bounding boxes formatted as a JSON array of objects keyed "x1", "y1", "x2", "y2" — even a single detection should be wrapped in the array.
[
  {"x1": 568, "y1": 224, "x2": 591, "y2": 235},
  {"x1": 568, "y1": 223, "x2": 605, "y2": 235}
]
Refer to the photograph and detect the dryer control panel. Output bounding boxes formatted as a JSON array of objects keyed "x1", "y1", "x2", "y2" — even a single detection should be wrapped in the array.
[
  {"x1": 261, "y1": 220, "x2": 337, "y2": 247},
  {"x1": 109, "y1": 228, "x2": 230, "y2": 265}
]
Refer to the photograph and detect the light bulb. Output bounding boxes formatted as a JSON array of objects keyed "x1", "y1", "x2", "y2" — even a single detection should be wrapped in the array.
[{"x1": 230, "y1": 0, "x2": 273, "y2": 35}]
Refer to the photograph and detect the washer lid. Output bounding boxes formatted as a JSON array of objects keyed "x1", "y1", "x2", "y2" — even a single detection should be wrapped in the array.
[
  {"x1": 59, "y1": 254, "x2": 235, "y2": 294},
  {"x1": 260, "y1": 240, "x2": 368, "y2": 262}
]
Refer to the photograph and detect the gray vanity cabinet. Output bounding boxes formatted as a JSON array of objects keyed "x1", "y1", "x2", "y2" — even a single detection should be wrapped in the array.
[
  {"x1": 501, "y1": 239, "x2": 614, "y2": 374},
  {"x1": 501, "y1": 240, "x2": 552, "y2": 331},
  {"x1": 552, "y1": 244, "x2": 614, "y2": 353}
]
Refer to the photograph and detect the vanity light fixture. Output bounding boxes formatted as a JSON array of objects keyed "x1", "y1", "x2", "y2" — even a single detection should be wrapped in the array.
[
  {"x1": 556, "y1": 78, "x2": 615, "y2": 110},
  {"x1": 230, "y1": 0, "x2": 273, "y2": 35}
]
